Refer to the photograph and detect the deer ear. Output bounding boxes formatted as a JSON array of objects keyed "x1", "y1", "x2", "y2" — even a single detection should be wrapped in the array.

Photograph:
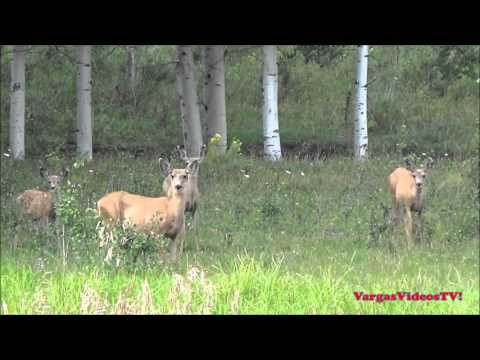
[
  {"x1": 159, "y1": 158, "x2": 172, "y2": 176},
  {"x1": 61, "y1": 167, "x2": 70, "y2": 179},
  {"x1": 424, "y1": 158, "x2": 434, "y2": 169},
  {"x1": 404, "y1": 159, "x2": 415, "y2": 172},
  {"x1": 186, "y1": 159, "x2": 199, "y2": 176},
  {"x1": 40, "y1": 167, "x2": 49, "y2": 179},
  {"x1": 199, "y1": 144, "x2": 207, "y2": 162}
]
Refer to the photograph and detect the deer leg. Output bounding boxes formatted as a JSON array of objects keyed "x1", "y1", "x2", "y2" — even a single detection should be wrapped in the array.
[
  {"x1": 391, "y1": 197, "x2": 401, "y2": 227},
  {"x1": 390, "y1": 199, "x2": 401, "y2": 245},
  {"x1": 169, "y1": 238, "x2": 178, "y2": 262},
  {"x1": 40, "y1": 216, "x2": 49, "y2": 228},
  {"x1": 404, "y1": 206, "x2": 414, "y2": 249},
  {"x1": 133, "y1": 247, "x2": 142, "y2": 263},
  {"x1": 191, "y1": 205, "x2": 200, "y2": 251},
  {"x1": 170, "y1": 227, "x2": 185, "y2": 263},
  {"x1": 418, "y1": 211, "x2": 428, "y2": 247},
  {"x1": 177, "y1": 226, "x2": 185, "y2": 259}
]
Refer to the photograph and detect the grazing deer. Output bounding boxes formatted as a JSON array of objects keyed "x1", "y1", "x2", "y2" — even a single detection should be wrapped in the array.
[
  {"x1": 162, "y1": 144, "x2": 206, "y2": 251},
  {"x1": 97, "y1": 158, "x2": 199, "y2": 262},
  {"x1": 388, "y1": 158, "x2": 434, "y2": 247},
  {"x1": 16, "y1": 167, "x2": 69, "y2": 227}
]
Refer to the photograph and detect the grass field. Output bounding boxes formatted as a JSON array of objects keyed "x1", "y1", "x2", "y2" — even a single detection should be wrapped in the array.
[{"x1": 1, "y1": 153, "x2": 478, "y2": 314}]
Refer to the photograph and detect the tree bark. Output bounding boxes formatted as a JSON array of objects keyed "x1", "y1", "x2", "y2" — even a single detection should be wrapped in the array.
[
  {"x1": 200, "y1": 46, "x2": 208, "y2": 145},
  {"x1": 76, "y1": 45, "x2": 93, "y2": 160},
  {"x1": 262, "y1": 45, "x2": 282, "y2": 161},
  {"x1": 353, "y1": 45, "x2": 369, "y2": 161},
  {"x1": 10, "y1": 45, "x2": 26, "y2": 160},
  {"x1": 176, "y1": 45, "x2": 203, "y2": 157},
  {"x1": 175, "y1": 55, "x2": 188, "y2": 149},
  {"x1": 126, "y1": 45, "x2": 137, "y2": 107},
  {"x1": 205, "y1": 45, "x2": 227, "y2": 153}
]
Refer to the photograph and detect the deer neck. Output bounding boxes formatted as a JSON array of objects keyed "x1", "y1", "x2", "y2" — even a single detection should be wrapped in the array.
[
  {"x1": 50, "y1": 187, "x2": 62, "y2": 203},
  {"x1": 167, "y1": 190, "x2": 186, "y2": 218},
  {"x1": 412, "y1": 186, "x2": 425, "y2": 213},
  {"x1": 48, "y1": 189, "x2": 60, "y2": 215}
]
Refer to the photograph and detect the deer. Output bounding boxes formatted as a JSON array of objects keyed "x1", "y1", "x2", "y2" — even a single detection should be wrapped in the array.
[
  {"x1": 388, "y1": 158, "x2": 434, "y2": 248},
  {"x1": 16, "y1": 167, "x2": 70, "y2": 227},
  {"x1": 161, "y1": 144, "x2": 206, "y2": 251},
  {"x1": 97, "y1": 158, "x2": 199, "y2": 262}
]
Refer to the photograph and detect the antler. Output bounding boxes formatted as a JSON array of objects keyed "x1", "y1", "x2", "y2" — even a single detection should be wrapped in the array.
[
  {"x1": 173, "y1": 145, "x2": 206, "y2": 163},
  {"x1": 423, "y1": 157, "x2": 434, "y2": 169},
  {"x1": 404, "y1": 158, "x2": 415, "y2": 171},
  {"x1": 60, "y1": 166, "x2": 70, "y2": 179},
  {"x1": 174, "y1": 145, "x2": 188, "y2": 162},
  {"x1": 40, "y1": 167, "x2": 49, "y2": 179},
  {"x1": 198, "y1": 144, "x2": 207, "y2": 163}
]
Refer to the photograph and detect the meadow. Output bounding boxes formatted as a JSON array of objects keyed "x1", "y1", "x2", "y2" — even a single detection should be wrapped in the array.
[
  {"x1": 1, "y1": 152, "x2": 478, "y2": 314},
  {"x1": 1, "y1": 45, "x2": 478, "y2": 314}
]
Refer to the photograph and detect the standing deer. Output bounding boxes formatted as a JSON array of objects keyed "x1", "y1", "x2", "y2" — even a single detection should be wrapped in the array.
[
  {"x1": 388, "y1": 158, "x2": 434, "y2": 247},
  {"x1": 97, "y1": 158, "x2": 199, "y2": 262},
  {"x1": 162, "y1": 144, "x2": 206, "y2": 251},
  {"x1": 16, "y1": 167, "x2": 69, "y2": 227}
]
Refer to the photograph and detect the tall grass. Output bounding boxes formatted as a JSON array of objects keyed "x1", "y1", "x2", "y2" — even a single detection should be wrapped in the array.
[
  {"x1": 1, "y1": 251, "x2": 477, "y2": 314},
  {"x1": 1, "y1": 154, "x2": 478, "y2": 314}
]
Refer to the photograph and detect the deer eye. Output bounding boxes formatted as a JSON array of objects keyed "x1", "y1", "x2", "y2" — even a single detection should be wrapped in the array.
[
  {"x1": 183, "y1": 175, "x2": 187, "y2": 179},
  {"x1": 171, "y1": 174, "x2": 174, "y2": 179}
]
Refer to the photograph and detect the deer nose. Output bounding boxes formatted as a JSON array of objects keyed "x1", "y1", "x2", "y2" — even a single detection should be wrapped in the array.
[{"x1": 175, "y1": 184, "x2": 183, "y2": 190}]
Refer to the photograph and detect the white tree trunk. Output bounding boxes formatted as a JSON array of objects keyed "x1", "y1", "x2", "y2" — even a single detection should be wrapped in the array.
[
  {"x1": 262, "y1": 45, "x2": 281, "y2": 161},
  {"x1": 200, "y1": 46, "x2": 208, "y2": 145},
  {"x1": 10, "y1": 45, "x2": 26, "y2": 160},
  {"x1": 126, "y1": 45, "x2": 137, "y2": 106},
  {"x1": 353, "y1": 45, "x2": 369, "y2": 161},
  {"x1": 175, "y1": 56, "x2": 188, "y2": 148},
  {"x1": 76, "y1": 45, "x2": 93, "y2": 160},
  {"x1": 176, "y1": 45, "x2": 203, "y2": 157},
  {"x1": 205, "y1": 45, "x2": 227, "y2": 153}
]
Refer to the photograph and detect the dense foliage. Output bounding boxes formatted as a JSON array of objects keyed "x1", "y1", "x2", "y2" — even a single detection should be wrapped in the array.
[{"x1": 1, "y1": 45, "x2": 478, "y2": 158}]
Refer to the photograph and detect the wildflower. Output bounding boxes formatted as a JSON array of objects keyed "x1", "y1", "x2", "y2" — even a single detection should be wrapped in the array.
[
  {"x1": 285, "y1": 170, "x2": 291, "y2": 175},
  {"x1": 244, "y1": 174, "x2": 250, "y2": 179},
  {"x1": 300, "y1": 172, "x2": 305, "y2": 176}
]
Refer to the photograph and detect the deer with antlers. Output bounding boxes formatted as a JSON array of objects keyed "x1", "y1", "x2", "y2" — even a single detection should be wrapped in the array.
[
  {"x1": 388, "y1": 157, "x2": 434, "y2": 247},
  {"x1": 162, "y1": 144, "x2": 206, "y2": 252},
  {"x1": 97, "y1": 158, "x2": 199, "y2": 262}
]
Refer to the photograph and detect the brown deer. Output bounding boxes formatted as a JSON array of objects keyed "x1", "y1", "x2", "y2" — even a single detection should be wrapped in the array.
[
  {"x1": 16, "y1": 167, "x2": 69, "y2": 226},
  {"x1": 388, "y1": 158, "x2": 434, "y2": 247},
  {"x1": 162, "y1": 144, "x2": 206, "y2": 251},
  {"x1": 97, "y1": 158, "x2": 199, "y2": 261}
]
